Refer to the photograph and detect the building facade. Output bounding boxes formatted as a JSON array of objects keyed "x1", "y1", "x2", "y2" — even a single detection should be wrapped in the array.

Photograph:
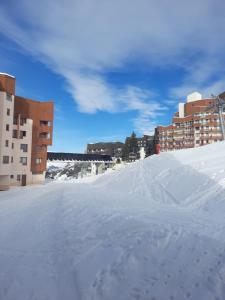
[
  {"x1": 0, "y1": 73, "x2": 54, "y2": 190},
  {"x1": 137, "y1": 134, "x2": 155, "y2": 156},
  {"x1": 86, "y1": 142, "x2": 124, "y2": 159},
  {"x1": 156, "y1": 92, "x2": 225, "y2": 152}
]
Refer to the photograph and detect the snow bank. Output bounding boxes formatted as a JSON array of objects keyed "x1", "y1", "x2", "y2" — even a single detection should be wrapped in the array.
[{"x1": 0, "y1": 142, "x2": 225, "y2": 300}]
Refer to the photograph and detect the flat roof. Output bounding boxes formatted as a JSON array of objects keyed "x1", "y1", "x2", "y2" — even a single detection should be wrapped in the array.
[{"x1": 47, "y1": 152, "x2": 113, "y2": 162}]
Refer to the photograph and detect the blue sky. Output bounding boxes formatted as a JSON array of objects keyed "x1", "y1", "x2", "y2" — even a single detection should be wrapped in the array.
[{"x1": 1, "y1": 0, "x2": 225, "y2": 152}]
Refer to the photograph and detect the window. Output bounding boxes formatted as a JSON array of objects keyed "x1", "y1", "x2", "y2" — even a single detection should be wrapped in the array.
[
  {"x1": 17, "y1": 175, "x2": 21, "y2": 181},
  {"x1": 20, "y1": 118, "x2": 26, "y2": 125},
  {"x1": 3, "y1": 156, "x2": 9, "y2": 164},
  {"x1": 39, "y1": 132, "x2": 50, "y2": 139},
  {"x1": 13, "y1": 116, "x2": 18, "y2": 125},
  {"x1": 10, "y1": 175, "x2": 14, "y2": 179},
  {"x1": 7, "y1": 108, "x2": 10, "y2": 116},
  {"x1": 40, "y1": 120, "x2": 51, "y2": 126},
  {"x1": 20, "y1": 157, "x2": 27, "y2": 166},
  {"x1": 6, "y1": 124, "x2": 9, "y2": 131},
  {"x1": 6, "y1": 93, "x2": 12, "y2": 101},
  {"x1": 12, "y1": 143, "x2": 14, "y2": 149},
  {"x1": 20, "y1": 144, "x2": 28, "y2": 152},
  {"x1": 13, "y1": 130, "x2": 17, "y2": 138},
  {"x1": 35, "y1": 158, "x2": 42, "y2": 165},
  {"x1": 5, "y1": 140, "x2": 9, "y2": 147},
  {"x1": 20, "y1": 131, "x2": 26, "y2": 139},
  {"x1": 11, "y1": 156, "x2": 13, "y2": 163}
]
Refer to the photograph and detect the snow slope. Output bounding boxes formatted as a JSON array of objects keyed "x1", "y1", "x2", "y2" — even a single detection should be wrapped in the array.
[{"x1": 0, "y1": 142, "x2": 225, "y2": 300}]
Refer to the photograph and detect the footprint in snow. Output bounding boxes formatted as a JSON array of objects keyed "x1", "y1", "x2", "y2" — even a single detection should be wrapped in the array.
[
  {"x1": 186, "y1": 292, "x2": 191, "y2": 298},
  {"x1": 209, "y1": 267, "x2": 213, "y2": 272},
  {"x1": 216, "y1": 260, "x2": 221, "y2": 266},
  {"x1": 195, "y1": 282, "x2": 199, "y2": 287}
]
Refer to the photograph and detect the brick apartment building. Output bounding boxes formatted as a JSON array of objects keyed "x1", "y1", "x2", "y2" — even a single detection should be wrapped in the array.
[
  {"x1": 0, "y1": 73, "x2": 54, "y2": 190},
  {"x1": 156, "y1": 91, "x2": 225, "y2": 152}
]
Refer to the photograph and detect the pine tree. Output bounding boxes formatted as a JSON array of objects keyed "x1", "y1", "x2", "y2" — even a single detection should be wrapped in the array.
[{"x1": 122, "y1": 132, "x2": 139, "y2": 161}]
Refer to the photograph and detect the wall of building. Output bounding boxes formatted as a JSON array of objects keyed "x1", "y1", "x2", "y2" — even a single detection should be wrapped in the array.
[
  {"x1": 14, "y1": 96, "x2": 54, "y2": 175},
  {"x1": 0, "y1": 90, "x2": 14, "y2": 190},
  {"x1": 0, "y1": 92, "x2": 14, "y2": 174},
  {"x1": 187, "y1": 92, "x2": 202, "y2": 103},
  {"x1": 0, "y1": 175, "x2": 10, "y2": 190},
  {"x1": 32, "y1": 173, "x2": 45, "y2": 184},
  {"x1": 0, "y1": 73, "x2": 15, "y2": 95},
  {"x1": 10, "y1": 119, "x2": 33, "y2": 186}
]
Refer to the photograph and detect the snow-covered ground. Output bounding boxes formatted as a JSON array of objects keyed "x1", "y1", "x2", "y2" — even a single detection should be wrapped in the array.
[{"x1": 0, "y1": 142, "x2": 225, "y2": 300}]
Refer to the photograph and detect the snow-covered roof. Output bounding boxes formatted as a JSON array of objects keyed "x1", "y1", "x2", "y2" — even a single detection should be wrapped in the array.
[{"x1": 0, "y1": 72, "x2": 15, "y2": 79}]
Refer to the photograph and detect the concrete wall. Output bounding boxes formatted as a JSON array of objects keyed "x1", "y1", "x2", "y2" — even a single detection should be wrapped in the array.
[
  {"x1": 0, "y1": 91, "x2": 14, "y2": 189},
  {"x1": 32, "y1": 173, "x2": 45, "y2": 184},
  {"x1": 10, "y1": 119, "x2": 33, "y2": 186},
  {"x1": 0, "y1": 176, "x2": 10, "y2": 191},
  {"x1": 178, "y1": 103, "x2": 185, "y2": 118},
  {"x1": 187, "y1": 92, "x2": 202, "y2": 103}
]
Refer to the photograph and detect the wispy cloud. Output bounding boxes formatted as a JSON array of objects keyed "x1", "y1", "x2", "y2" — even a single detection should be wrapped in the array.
[
  {"x1": 0, "y1": 0, "x2": 225, "y2": 132},
  {"x1": 169, "y1": 56, "x2": 225, "y2": 103}
]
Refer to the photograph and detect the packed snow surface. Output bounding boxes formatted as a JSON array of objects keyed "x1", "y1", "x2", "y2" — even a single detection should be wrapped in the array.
[{"x1": 1, "y1": 142, "x2": 225, "y2": 300}]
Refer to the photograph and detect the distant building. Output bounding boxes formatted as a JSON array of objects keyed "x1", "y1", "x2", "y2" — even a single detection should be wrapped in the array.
[
  {"x1": 156, "y1": 91, "x2": 225, "y2": 152},
  {"x1": 137, "y1": 135, "x2": 155, "y2": 156},
  {"x1": 86, "y1": 142, "x2": 124, "y2": 159},
  {"x1": 122, "y1": 132, "x2": 155, "y2": 161},
  {"x1": 0, "y1": 73, "x2": 54, "y2": 190}
]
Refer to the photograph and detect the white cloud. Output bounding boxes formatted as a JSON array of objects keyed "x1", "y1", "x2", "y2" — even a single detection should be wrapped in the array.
[
  {"x1": 0, "y1": 0, "x2": 225, "y2": 133},
  {"x1": 170, "y1": 58, "x2": 225, "y2": 103}
]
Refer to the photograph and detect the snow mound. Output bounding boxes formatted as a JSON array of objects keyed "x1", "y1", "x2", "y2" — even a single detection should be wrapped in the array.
[
  {"x1": 93, "y1": 141, "x2": 225, "y2": 209},
  {"x1": 0, "y1": 142, "x2": 225, "y2": 300}
]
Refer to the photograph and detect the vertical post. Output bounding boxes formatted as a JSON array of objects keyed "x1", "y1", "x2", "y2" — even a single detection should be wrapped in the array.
[{"x1": 218, "y1": 105, "x2": 225, "y2": 140}]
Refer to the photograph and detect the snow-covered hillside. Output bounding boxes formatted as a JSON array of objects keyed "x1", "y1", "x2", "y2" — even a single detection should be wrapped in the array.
[
  {"x1": 46, "y1": 161, "x2": 93, "y2": 180},
  {"x1": 0, "y1": 142, "x2": 225, "y2": 300}
]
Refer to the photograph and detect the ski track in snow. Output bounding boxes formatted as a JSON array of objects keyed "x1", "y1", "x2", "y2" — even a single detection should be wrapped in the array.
[{"x1": 0, "y1": 142, "x2": 225, "y2": 300}]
